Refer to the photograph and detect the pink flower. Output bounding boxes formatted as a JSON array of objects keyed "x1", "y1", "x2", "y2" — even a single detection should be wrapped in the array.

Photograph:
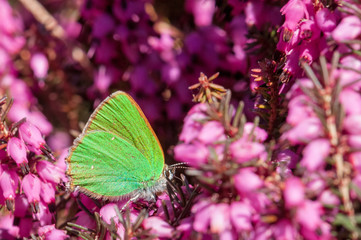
[
  {"x1": 210, "y1": 203, "x2": 230, "y2": 234},
  {"x1": 299, "y1": 20, "x2": 320, "y2": 41},
  {"x1": 285, "y1": 117, "x2": 323, "y2": 144},
  {"x1": 332, "y1": 16, "x2": 361, "y2": 42},
  {"x1": 344, "y1": 114, "x2": 361, "y2": 135},
  {"x1": 230, "y1": 139, "x2": 265, "y2": 163},
  {"x1": 143, "y1": 216, "x2": 174, "y2": 238},
  {"x1": 319, "y1": 190, "x2": 340, "y2": 206},
  {"x1": 280, "y1": 0, "x2": 308, "y2": 31},
  {"x1": 0, "y1": 170, "x2": 18, "y2": 208},
  {"x1": 187, "y1": 0, "x2": 215, "y2": 27},
  {"x1": 36, "y1": 160, "x2": 65, "y2": 184},
  {"x1": 38, "y1": 225, "x2": 68, "y2": 240},
  {"x1": 284, "y1": 177, "x2": 304, "y2": 208},
  {"x1": 22, "y1": 174, "x2": 41, "y2": 212},
  {"x1": 99, "y1": 203, "x2": 120, "y2": 224},
  {"x1": 301, "y1": 139, "x2": 330, "y2": 171},
  {"x1": 340, "y1": 89, "x2": 361, "y2": 115},
  {"x1": 242, "y1": 123, "x2": 268, "y2": 142},
  {"x1": 234, "y1": 168, "x2": 263, "y2": 194},
  {"x1": 296, "y1": 200, "x2": 323, "y2": 231},
  {"x1": 7, "y1": 137, "x2": 28, "y2": 171},
  {"x1": 192, "y1": 200, "x2": 213, "y2": 233},
  {"x1": 30, "y1": 53, "x2": 49, "y2": 79},
  {"x1": 174, "y1": 143, "x2": 208, "y2": 167},
  {"x1": 273, "y1": 219, "x2": 297, "y2": 240},
  {"x1": 75, "y1": 211, "x2": 96, "y2": 230},
  {"x1": 198, "y1": 121, "x2": 225, "y2": 144},
  {"x1": 230, "y1": 201, "x2": 252, "y2": 231},
  {"x1": 315, "y1": 8, "x2": 337, "y2": 33},
  {"x1": 19, "y1": 121, "x2": 46, "y2": 155},
  {"x1": 40, "y1": 182, "x2": 56, "y2": 204}
]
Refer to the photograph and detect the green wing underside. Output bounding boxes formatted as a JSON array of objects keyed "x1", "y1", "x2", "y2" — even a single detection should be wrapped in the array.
[
  {"x1": 70, "y1": 131, "x2": 160, "y2": 197},
  {"x1": 84, "y1": 92, "x2": 164, "y2": 173}
]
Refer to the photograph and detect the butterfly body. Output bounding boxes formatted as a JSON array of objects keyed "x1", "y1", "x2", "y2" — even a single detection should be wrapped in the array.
[{"x1": 66, "y1": 91, "x2": 168, "y2": 201}]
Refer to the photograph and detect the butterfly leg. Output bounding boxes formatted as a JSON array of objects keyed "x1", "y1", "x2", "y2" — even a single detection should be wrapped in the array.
[{"x1": 120, "y1": 194, "x2": 140, "y2": 212}]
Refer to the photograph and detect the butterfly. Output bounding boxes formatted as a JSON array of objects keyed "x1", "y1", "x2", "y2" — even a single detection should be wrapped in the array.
[{"x1": 66, "y1": 91, "x2": 173, "y2": 203}]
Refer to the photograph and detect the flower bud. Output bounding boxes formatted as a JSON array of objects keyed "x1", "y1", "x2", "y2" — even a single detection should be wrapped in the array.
[
  {"x1": 19, "y1": 121, "x2": 46, "y2": 155},
  {"x1": 7, "y1": 137, "x2": 29, "y2": 174},
  {"x1": 22, "y1": 174, "x2": 41, "y2": 213},
  {"x1": 36, "y1": 160, "x2": 65, "y2": 184},
  {"x1": 0, "y1": 170, "x2": 18, "y2": 211}
]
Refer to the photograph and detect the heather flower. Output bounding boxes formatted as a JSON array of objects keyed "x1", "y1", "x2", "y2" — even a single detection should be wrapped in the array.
[
  {"x1": 300, "y1": 138, "x2": 330, "y2": 171},
  {"x1": 36, "y1": 160, "x2": 65, "y2": 184},
  {"x1": 332, "y1": 16, "x2": 361, "y2": 42},
  {"x1": 174, "y1": 142, "x2": 208, "y2": 167},
  {"x1": 284, "y1": 177, "x2": 304, "y2": 208},
  {"x1": 22, "y1": 174, "x2": 41, "y2": 212},
  {"x1": 19, "y1": 121, "x2": 47, "y2": 155},
  {"x1": 230, "y1": 139, "x2": 265, "y2": 163},
  {"x1": 0, "y1": 170, "x2": 18, "y2": 209},
  {"x1": 234, "y1": 168, "x2": 263, "y2": 194},
  {"x1": 143, "y1": 216, "x2": 174, "y2": 238},
  {"x1": 30, "y1": 53, "x2": 49, "y2": 79},
  {"x1": 229, "y1": 201, "x2": 253, "y2": 231},
  {"x1": 7, "y1": 137, "x2": 28, "y2": 171},
  {"x1": 38, "y1": 224, "x2": 68, "y2": 240}
]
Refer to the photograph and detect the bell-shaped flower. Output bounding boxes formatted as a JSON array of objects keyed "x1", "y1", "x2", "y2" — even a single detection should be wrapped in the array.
[
  {"x1": 234, "y1": 168, "x2": 263, "y2": 194},
  {"x1": 174, "y1": 143, "x2": 208, "y2": 167},
  {"x1": 19, "y1": 121, "x2": 46, "y2": 155},
  {"x1": 284, "y1": 177, "x2": 304, "y2": 208},
  {"x1": 22, "y1": 174, "x2": 41, "y2": 213},
  {"x1": 301, "y1": 139, "x2": 330, "y2": 171},
  {"x1": 7, "y1": 137, "x2": 29, "y2": 173},
  {"x1": 0, "y1": 170, "x2": 18, "y2": 211},
  {"x1": 36, "y1": 160, "x2": 65, "y2": 184},
  {"x1": 230, "y1": 201, "x2": 253, "y2": 231},
  {"x1": 143, "y1": 216, "x2": 174, "y2": 238},
  {"x1": 332, "y1": 16, "x2": 361, "y2": 42},
  {"x1": 30, "y1": 53, "x2": 49, "y2": 79},
  {"x1": 230, "y1": 139, "x2": 265, "y2": 163}
]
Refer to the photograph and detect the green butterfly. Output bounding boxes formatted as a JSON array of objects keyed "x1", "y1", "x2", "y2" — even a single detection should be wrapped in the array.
[{"x1": 66, "y1": 91, "x2": 172, "y2": 202}]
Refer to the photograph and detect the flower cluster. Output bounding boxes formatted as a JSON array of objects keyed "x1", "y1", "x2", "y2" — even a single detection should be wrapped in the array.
[{"x1": 0, "y1": 99, "x2": 68, "y2": 239}]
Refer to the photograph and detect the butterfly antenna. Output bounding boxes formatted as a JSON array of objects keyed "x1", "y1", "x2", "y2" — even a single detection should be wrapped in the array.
[{"x1": 169, "y1": 162, "x2": 189, "y2": 170}]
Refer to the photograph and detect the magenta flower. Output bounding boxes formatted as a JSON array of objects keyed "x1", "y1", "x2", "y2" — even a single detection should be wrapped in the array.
[
  {"x1": 174, "y1": 143, "x2": 208, "y2": 167},
  {"x1": 30, "y1": 53, "x2": 49, "y2": 79},
  {"x1": 285, "y1": 117, "x2": 323, "y2": 144},
  {"x1": 0, "y1": 170, "x2": 18, "y2": 208},
  {"x1": 19, "y1": 121, "x2": 46, "y2": 155},
  {"x1": 315, "y1": 8, "x2": 337, "y2": 33},
  {"x1": 273, "y1": 219, "x2": 298, "y2": 240},
  {"x1": 234, "y1": 168, "x2": 263, "y2": 194},
  {"x1": 186, "y1": 0, "x2": 215, "y2": 27},
  {"x1": 230, "y1": 201, "x2": 253, "y2": 231},
  {"x1": 284, "y1": 177, "x2": 304, "y2": 208},
  {"x1": 332, "y1": 16, "x2": 361, "y2": 42},
  {"x1": 38, "y1": 224, "x2": 68, "y2": 240},
  {"x1": 198, "y1": 121, "x2": 225, "y2": 144},
  {"x1": 22, "y1": 174, "x2": 41, "y2": 212},
  {"x1": 36, "y1": 160, "x2": 65, "y2": 184},
  {"x1": 301, "y1": 139, "x2": 330, "y2": 171},
  {"x1": 143, "y1": 216, "x2": 174, "y2": 238},
  {"x1": 7, "y1": 137, "x2": 28, "y2": 171},
  {"x1": 296, "y1": 200, "x2": 323, "y2": 231},
  {"x1": 280, "y1": 0, "x2": 308, "y2": 31},
  {"x1": 192, "y1": 200, "x2": 213, "y2": 233},
  {"x1": 210, "y1": 203, "x2": 230, "y2": 234},
  {"x1": 230, "y1": 140, "x2": 265, "y2": 163},
  {"x1": 40, "y1": 182, "x2": 56, "y2": 204}
]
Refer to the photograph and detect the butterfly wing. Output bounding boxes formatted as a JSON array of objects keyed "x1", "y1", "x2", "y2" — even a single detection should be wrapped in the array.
[
  {"x1": 66, "y1": 91, "x2": 165, "y2": 199},
  {"x1": 67, "y1": 131, "x2": 158, "y2": 199}
]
